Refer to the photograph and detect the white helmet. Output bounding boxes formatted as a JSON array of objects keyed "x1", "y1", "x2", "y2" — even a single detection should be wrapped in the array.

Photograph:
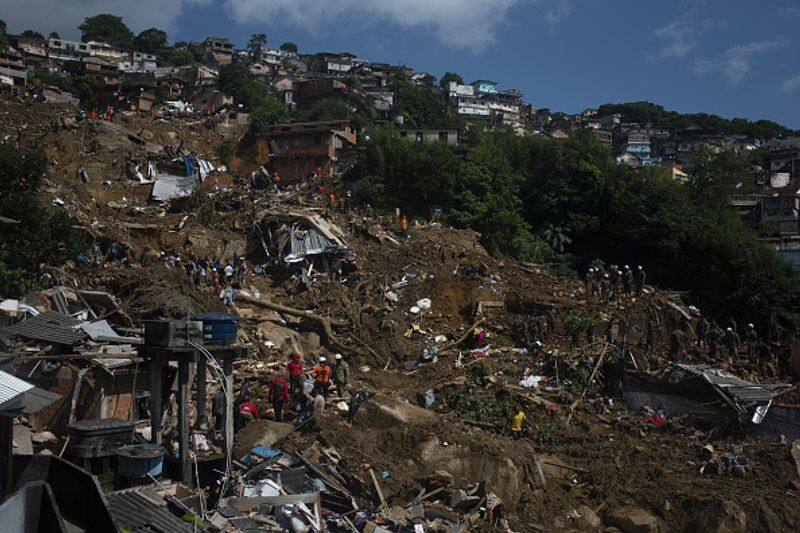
[
  {"x1": 747, "y1": 323, "x2": 754, "y2": 328},
  {"x1": 319, "y1": 356, "x2": 326, "y2": 362},
  {"x1": 726, "y1": 328, "x2": 732, "y2": 332},
  {"x1": 334, "y1": 353, "x2": 342, "y2": 360}
]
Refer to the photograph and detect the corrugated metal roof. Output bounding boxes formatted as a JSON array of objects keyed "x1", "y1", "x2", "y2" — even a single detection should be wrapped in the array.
[
  {"x1": 0, "y1": 312, "x2": 86, "y2": 345},
  {"x1": 107, "y1": 488, "x2": 193, "y2": 533},
  {"x1": 674, "y1": 364, "x2": 792, "y2": 405},
  {"x1": 0, "y1": 370, "x2": 34, "y2": 409}
]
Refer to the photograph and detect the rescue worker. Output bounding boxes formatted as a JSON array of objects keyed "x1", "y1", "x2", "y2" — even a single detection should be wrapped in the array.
[
  {"x1": 601, "y1": 274, "x2": 611, "y2": 304},
  {"x1": 622, "y1": 265, "x2": 633, "y2": 295},
  {"x1": 334, "y1": 353, "x2": 350, "y2": 398},
  {"x1": 744, "y1": 323, "x2": 758, "y2": 363},
  {"x1": 609, "y1": 265, "x2": 620, "y2": 291},
  {"x1": 633, "y1": 266, "x2": 646, "y2": 296},
  {"x1": 545, "y1": 306, "x2": 558, "y2": 338},
  {"x1": 528, "y1": 315, "x2": 543, "y2": 344},
  {"x1": 312, "y1": 356, "x2": 332, "y2": 397},
  {"x1": 696, "y1": 315, "x2": 709, "y2": 348},
  {"x1": 724, "y1": 327, "x2": 740, "y2": 361},
  {"x1": 400, "y1": 214, "x2": 409, "y2": 237},
  {"x1": 669, "y1": 328, "x2": 687, "y2": 358},
  {"x1": 584, "y1": 267, "x2": 595, "y2": 296},
  {"x1": 512, "y1": 319, "x2": 528, "y2": 348},
  {"x1": 708, "y1": 323, "x2": 723, "y2": 360},
  {"x1": 268, "y1": 375, "x2": 289, "y2": 422},
  {"x1": 509, "y1": 405, "x2": 527, "y2": 440}
]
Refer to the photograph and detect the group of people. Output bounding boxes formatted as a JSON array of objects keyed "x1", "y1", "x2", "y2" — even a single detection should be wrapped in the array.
[
  {"x1": 182, "y1": 255, "x2": 246, "y2": 290},
  {"x1": 585, "y1": 264, "x2": 646, "y2": 303},
  {"x1": 231, "y1": 351, "x2": 351, "y2": 427},
  {"x1": 511, "y1": 306, "x2": 559, "y2": 354}
]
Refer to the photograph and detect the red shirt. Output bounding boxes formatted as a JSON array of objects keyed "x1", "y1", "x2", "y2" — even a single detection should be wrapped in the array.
[
  {"x1": 239, "y1": 401, "x2": 259, "y2": 417},
  {"x1": 288, "y1": 360, "x2": 303, "y2": 378}
]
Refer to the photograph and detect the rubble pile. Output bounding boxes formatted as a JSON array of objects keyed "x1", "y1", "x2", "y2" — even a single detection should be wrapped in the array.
[{"x1": 1, "y1": 97, "x2": 800, "y2": 532}]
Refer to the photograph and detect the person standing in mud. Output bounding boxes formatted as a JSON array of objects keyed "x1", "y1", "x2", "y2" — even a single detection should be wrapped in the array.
[
  {"x1": 622, "y1": 266, "x2": 633, "y2": 296},
  {"x1": 696, "y1": 314, "x2": 709, "y2": 349},
  {"x1": 545, "y1": 306, "x2": 558, "y2": 338},
  {"x1": 724, "y1": 327, "x2": 740, "y2": 362},
  {"x1": 601, "y1": 274, "x2": 611, "y2": 304},
  {"x1": 633, "y1": 266, "x2": 646, "y2": 296}
]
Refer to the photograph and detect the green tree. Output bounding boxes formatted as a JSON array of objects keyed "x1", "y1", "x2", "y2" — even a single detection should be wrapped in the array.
[
  {"x1": 134, "y1": 27, "x2": 167, "y2": 54},
  {"x1": 79, "y1": 14, "x2": 134, "y2": 48},
  {"x1": 236, "y1": 80, "x2": 269, "y2": 109},
  {"x1": 247, "y1": 33, "x2": 267, "y2": 58},
  {"x1": 439, "y1": 72, "x2": 463, "y2": 90},
  {"x1": 249, "y1": 97, "x2": 290, "y2": 136},
  {"x1": 217, "y1": 63, "x2": 253, "y2": 96},
  {"x1": 298, "y1": 98, "x2": 351, "y2": 122},
  {"x1": 390, "y1": 75, "x2": 460, "y2": 128},
  {"x1": 21, "y1": 30, "x2": 44, "y2": 39},
  {"x1": 0, "y1": 144, "x2": 82, "y2": 297},
  {"x1": 162, "y1": 48, "x2": 195, "y2": 66},
  {"x1": 49, "y1": 31, "x2": 60, "y2": 39},
  {"x1": 279, "y1": 41, "x2": 298, "y2": 53}
]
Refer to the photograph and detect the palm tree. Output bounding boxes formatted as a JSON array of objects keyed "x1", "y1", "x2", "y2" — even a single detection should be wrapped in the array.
[{"x1": 541, "y1": 224, "x2": 572, "y2": 253}]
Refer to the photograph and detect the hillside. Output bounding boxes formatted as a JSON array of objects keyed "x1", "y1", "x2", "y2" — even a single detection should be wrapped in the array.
[
  {"x1": 1, "y1": 98, "x2": 799, "y2": 531},
  {"x1": 597, "y1": 101, "x2": 799, "y2": 139}
]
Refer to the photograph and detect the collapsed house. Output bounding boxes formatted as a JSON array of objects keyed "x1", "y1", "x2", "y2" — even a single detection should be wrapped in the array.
[
  {"x1": 256, "y1": 210, "x2": 350, "y2": 278},
  {"x1": 625, "y1": 363, "x2": 799, "y2": 441}
]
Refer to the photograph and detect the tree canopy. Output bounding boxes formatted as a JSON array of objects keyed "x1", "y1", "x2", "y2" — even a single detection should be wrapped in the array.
[
  {"x1": 134, "y1": 28, "x2": 167, "y2": 54},
  {"x1": 0, "y1": 144, "x2": 82, "y2": 296},
  {"x1": 439, "y1": 72, "x2": 463, "y2": 90},
  {"x1": 279, "y1": 42, "x2": 298, "y2": 53},
  {"x1": 249, "y1": 98, "x2": 290, "y2": 136},
  {"x1": 21, "y1": 30, "x2": 44, "y2": 39},
  {"x1": 79, "y1": 14, "x2": 134, "y2": 48},
  {"x1": 597, "y1": 101, "x2": 798, "y2": 140}
]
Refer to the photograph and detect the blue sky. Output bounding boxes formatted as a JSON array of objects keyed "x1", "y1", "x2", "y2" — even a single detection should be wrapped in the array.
[{"x1": 3, "y1": 0, "x2": 800, "y2": 129}]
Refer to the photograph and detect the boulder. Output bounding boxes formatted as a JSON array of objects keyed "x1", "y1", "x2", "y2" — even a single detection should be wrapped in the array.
[
  {"x1": 575, "y1": 504, "x2": 603, "y2": 531},
  {"x1": 690, "y1": 501, "x2": 746, "y2": 533},
  {"x1": 606, "y1": 506, "x2": 665, "y2": 533}
]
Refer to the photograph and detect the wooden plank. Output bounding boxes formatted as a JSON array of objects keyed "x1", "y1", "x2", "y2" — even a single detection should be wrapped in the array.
[
  {"x1": 178, "y1": 359, "x2": 191, "y2": 485},
  {"x1": 368, "y1": 468, "x2": 387, "y2": 512},
  {"x1": 149, "y1": 355, "x2": 163, "y2": 444}
]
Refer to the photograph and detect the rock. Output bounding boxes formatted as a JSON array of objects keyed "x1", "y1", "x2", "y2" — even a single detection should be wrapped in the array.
[
  {"x1": 165, "y1": 131, "x2": 178, "y2": 140},
  {"x1": 575, "y1": 504, "x2": 603, "y2": 531},
  {"x1": 450, "y1": 489, "x2": 481, "y2": 510},
  {"x1": 31, "y1": 431, "x2": 57, "y2": 444},
  {"x1": 140, "y1": 129, "x2": 154, "y2": 141},
  {"x1": 607, "y1": 506, "x2": 664, "y2": 533},
  {"x1": 690, "y1": 501, "x2": 746, "y2": 533},
  {"x1": 306, "y1": 331, "x2": 321, "y2": 350}
]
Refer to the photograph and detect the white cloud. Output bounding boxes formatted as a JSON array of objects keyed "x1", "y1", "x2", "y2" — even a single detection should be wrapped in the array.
[
  {"x1": 654, "y1": 11, "x2": 726, "y2": 59},
  {"x1": 780, "y1": 73, "x2": 800, "y2": 93},
  {"x1": 0, "y1": 0, "x2": 208, "y2": 40},
  {"x1": 222, "y1": 0, "x2": 531, "y2": 52},
  {"x1": 545, "y1": 1, "x2": 573, "y2": 28},
  {"x1": 692, "y1": 38, "x2": 788, "y2": 85}
]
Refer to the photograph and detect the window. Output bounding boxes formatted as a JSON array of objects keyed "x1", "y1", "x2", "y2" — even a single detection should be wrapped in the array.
[{"x1": 439, "y1": 131, "x2": 448, "y2": 142}]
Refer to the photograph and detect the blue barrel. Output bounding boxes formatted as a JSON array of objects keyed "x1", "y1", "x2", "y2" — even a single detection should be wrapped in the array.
[
  {"x1": 117, "y1": 444, "x2": 166, "y2": 478},
  {"x1": 191, "y1": 311, "x2": 240, "y2": 345}
]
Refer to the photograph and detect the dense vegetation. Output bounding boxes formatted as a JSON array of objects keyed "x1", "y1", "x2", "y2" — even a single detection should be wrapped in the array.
[
  {"x1": 0, "y1": 144, "x2": 83, "y2": 296},
  {"x1": 597, "y1": 101, "x2": 798, "y2": 140},
  {"x1": 345, "y1": 128, "x2": 800, "y2": 341}
]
